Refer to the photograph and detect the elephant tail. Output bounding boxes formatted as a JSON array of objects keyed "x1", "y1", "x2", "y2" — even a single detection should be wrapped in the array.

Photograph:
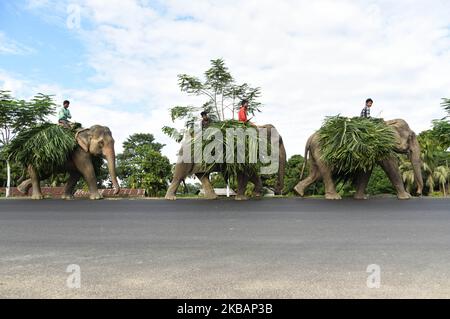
[{"x1": 299, "y1": 136, "x2": 312, "y2": 181}]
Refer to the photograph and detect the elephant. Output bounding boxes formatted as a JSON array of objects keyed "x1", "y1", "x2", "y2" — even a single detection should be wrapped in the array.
[
  {"x1": 294, "y1": 119, "x2": 423, "y2": 200},
  {"x1": 165, "y1": 124, "x2": 286, "y2": 200},
  {"x1": 17, "y1": 125, "x2": 120, "y2": 200}
]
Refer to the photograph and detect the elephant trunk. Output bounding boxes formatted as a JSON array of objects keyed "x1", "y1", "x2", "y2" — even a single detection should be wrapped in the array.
[
  {"x1": 409, "y1": 133, "x2": 423, "y2": 195},
  {"x1": 104, "y1": 147, "x2": 120, "y2": 195}
]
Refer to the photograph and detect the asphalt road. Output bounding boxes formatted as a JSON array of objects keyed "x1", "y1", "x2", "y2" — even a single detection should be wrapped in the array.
[{"x1": 0, "y1": 197, "x2": 449, "y2": 298}]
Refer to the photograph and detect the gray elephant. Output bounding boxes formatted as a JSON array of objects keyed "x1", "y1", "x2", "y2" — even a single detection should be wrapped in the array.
[
  {"x1": 295, "y1": 119, "x2": 423, "y2": 200},
  {"x1": 17, "y1": 125, "x2": 120, "y2": 200},
  {"x1": 165, "y1": 124, "x2": 286, "y2": 200}
]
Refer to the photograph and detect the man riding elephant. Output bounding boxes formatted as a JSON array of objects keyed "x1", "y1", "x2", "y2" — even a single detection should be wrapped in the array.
[
  {"x1": 295, "y1": 118, "x2": 423, "y2": 200},
  {"x1": 15, "y1": 125, "x2": 120, "y2": 200},
  {"x1": 165, "y1": 123, "x2": 286, "y2": 200}
]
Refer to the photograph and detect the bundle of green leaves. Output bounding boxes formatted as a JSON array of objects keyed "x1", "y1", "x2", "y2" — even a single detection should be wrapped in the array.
[
  {"x1": 318, "y1": 116, "x2": 396, "y2": 174},
  {"x1": 6, "y1": 123, "x2": 78, "y2": 174},
  {"x1": 191, "y1": 120, "x2": 265, "y2": 179}
]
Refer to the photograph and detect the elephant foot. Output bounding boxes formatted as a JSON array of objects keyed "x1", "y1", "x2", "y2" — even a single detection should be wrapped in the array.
[
  {"x1": 61, "y1": 194, "x2": 75, "y2": 200},
  {"x1": 397, "y1": 192, "x2": 412, "y2": 200},
  {"x1": 31, "y1": 193, "x2": 44, "y2": 200},
  {"x1": 354, "y1": 193, "x2": 368, "y2": 200},
  {"x1": 325, "y1": 192, "x2": 342, "y2": 200},
  {"x1": 235, "y1": 195, "x2": 248, "y2": 201},
  {"x1": 89, "y1": 193, "x2": 103, "y2": 200},
  {"x1": 165, "y1": 194, "x2": 177, "y2": 200},
  {"x1": 203, "y1": 193, "x2": 218, "y2": 200},
  {"x1": 253, "y1": 192, "x2": 262, "y2": 198},
  {"x1": 293, "y1": 184, "x2": 305, "y2": 197}
]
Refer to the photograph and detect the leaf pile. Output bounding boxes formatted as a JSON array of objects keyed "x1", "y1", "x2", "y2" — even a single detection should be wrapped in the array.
[
  {"x1": 318, "y1": 116, "x2": 396, "y2": 174},
  {"x1": 6, "y1": 123, "x2": 78, "y2": 174},
  {"x1": 190, "y1": 120, "x2": 268, "y2": 179}
]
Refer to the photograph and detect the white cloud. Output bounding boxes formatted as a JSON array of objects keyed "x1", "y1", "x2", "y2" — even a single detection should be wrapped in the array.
[
  {"x1": 0, "y1": 32, "x2": 34, "y2": 55},
  {"x1": 6, "y1": 0, "x2": 450, "y2": 162}
]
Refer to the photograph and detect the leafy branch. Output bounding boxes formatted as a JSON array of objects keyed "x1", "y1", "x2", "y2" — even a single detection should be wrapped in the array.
[{"x1": 162, "y1": 59, "x2": 262, "y2": 141}]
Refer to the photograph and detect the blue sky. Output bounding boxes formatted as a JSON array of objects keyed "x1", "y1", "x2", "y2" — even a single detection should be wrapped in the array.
[
  {"x1": 0, "y1": 1, "x2": 95, "y2": 88},
  {"x1": 1, "y1": 0, "x2": 450, "y2": 160}
]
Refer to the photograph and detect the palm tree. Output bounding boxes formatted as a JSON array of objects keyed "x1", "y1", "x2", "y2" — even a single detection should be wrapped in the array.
[
  {"x1": 433, "y1": 165, "x2": 449, "y2": 196},
  {"x1": 442, "y1": 98, "x2": 450, "y2": 117},
  {"x1": 399, "y1": 159, "x2": 415, "y2": 193},
  {"x1": 422, "y1": 161, "x2": 435, "y2": 194}
]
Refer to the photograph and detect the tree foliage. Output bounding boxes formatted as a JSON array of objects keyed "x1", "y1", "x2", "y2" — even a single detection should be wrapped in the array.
[
  {"x1": 441, "y1": 98, "x2": 450, "y2": 118},
  {"x1": 117, "y1": 133, "x2": 172, "y2": 197},
  {"x1": 0, "y1": 91, "x2": 56, "y2": 195},
  {"x1": 282, "y1": 154, "x2": 305, "y2": 195},
  {"x1": 0, "y1": 91, "x2": 56, "y2": 146},
  {"x1": 162, "y1": 58, "x2": 261, "y2": 141}
]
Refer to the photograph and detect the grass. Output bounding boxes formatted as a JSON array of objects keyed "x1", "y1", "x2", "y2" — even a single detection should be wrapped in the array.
[
  {"x1": 5, "y1": 123, "x2": 77, "y2": 174},
  {"x1": 191, "y1": 119, "x2": 266, "y2": 179},
  {"x1": 319, "y1": 116, "x2": 396, "y2": 175}
]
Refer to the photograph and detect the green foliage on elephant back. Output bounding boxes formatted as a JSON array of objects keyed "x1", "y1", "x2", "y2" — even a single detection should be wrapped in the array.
[
  {"x1": 5, "y1": 123, "x2": 78, "y2": 174},
  {"x1": 192, "y1": 119, "x2": 265, "y2": 179},
  {"x1": 318, "y1": 116, "x2": 396, "y2": 174}
]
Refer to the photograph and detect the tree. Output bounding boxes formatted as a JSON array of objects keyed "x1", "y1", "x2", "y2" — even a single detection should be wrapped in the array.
[
  {"x1": 366, "y1": 165, "x2": 396, "y2": 195},
  {"x1": 162, "y1": 58, "x2": 262, "y2": 141},
  {"x1": 117, "y1": 133, "x2": 172, "y2": 197},
  {"x1": 399, "y1": 158, "x2": 416, "y2": 194},
  {"x1": 282, "y1": 155, "x2": 305, "y2": 195},
  {"x1": 441, "y1": 98, "x2": 450, "y2": 118},
  {"x1": 0, "y1": 91, "x2": 55, "y2": 197},
  {"x1": 121, "y1": 133, "x2": 165, "y2": 153},
  {"x1": 281, "y1": 154, "x2": 326, "y2": 196},
  {"x1": 433, "y1": 165, "x2": 449, "y2": 196}
]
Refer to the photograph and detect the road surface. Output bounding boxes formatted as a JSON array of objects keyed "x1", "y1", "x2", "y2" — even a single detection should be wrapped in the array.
[{"x1": 0, "y1": 197, "x2": 449, "y2": 298}]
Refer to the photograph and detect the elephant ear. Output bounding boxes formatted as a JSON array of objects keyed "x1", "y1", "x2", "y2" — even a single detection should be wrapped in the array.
[{"x1": 75, "y1": 129, "x2": 91, "y2": 153}]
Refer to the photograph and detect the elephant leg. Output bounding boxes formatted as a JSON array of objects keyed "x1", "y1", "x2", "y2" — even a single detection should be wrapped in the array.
[
  {"x1": 294, "y1": 164, "x2": 320, "y2": 197},
  {"x1": 196, "y1": 173, "x2": 217, "y2": 199},
  {"x1": 236, "y1": 173, "x2": 249, "y2": 201},
  {"x1": 354, "y1": 169, "x2": 373, "y2": 199},
  {"x1": 379, "y1": 158, "x2": 411, "y2": 200},
  {"x1": 17, "y1": 178, "x2": 32, "y2": 195},
  {"x1": 62, "y1": 171, "x2": 81, "y2": 200},
  {"x1": 317, "y1": 164, "x2": 341, "y2": 200},
  {"x1": 165, "y1": 176, "x2": 183, "y2": 200},
  {"x1": 165, "y1": 162, "x2": 194, "y2": 200},
  {"x1": 274, "y1": 142, "x2": 286, "y2": 195},
  {"x1": 249, "y1": 172, "x2": 263, "y2": 198},
  {"x1": 28, "y1": 165, "x2": 43, "y2": 200},
  {"x1": 74, "y1": 157, "x2": 102, "y2": 200}
]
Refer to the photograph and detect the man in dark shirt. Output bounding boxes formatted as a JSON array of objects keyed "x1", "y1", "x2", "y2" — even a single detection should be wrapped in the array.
[
  {"x1": 201, "y1": 111, "x2": 211, "y2": 129},
  {"x1": 360, "y1": 98, "x2": 373, "y2": 118}
]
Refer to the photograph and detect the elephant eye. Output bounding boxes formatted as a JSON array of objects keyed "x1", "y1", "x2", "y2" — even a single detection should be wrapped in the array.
[{"x1": 98, "y1": 141, "x2": 104, "y2": 147}]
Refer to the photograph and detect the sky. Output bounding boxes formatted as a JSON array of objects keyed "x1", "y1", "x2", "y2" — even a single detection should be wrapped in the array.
[{"x1": 1, "y1": 0, "x2": 449, "y2": 162}]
